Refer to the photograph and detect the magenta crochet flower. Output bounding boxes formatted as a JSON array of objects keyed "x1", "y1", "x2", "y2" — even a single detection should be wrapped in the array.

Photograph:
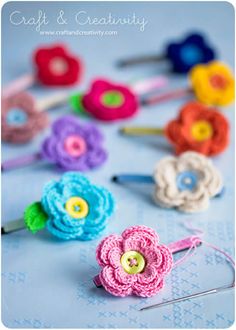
[
  {"x1": 41, "y1": 115, "x2": 107, "y2": 171},
  {"x1": 2, "y1": 92, "x2": 48, "y2": 143},
  {"x1": 71, "y1": 78, "x2": 139, "y2": 121},
  {"x1": 96, "y1": 225, "x2": 173, "y2": 297}
]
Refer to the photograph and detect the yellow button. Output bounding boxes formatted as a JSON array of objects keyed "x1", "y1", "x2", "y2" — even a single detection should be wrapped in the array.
[
  {"x1": 191, "y1": 120, "x2": 213, "y2": 142},
  {"x1": 121, "y1": 251, "x2": 145, "y2": 274},
  {"x1": 65, "y1": 197, "x2": 89, "y2": 219}
]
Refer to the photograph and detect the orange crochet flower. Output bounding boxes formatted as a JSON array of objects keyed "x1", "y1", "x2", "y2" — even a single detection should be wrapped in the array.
[
  {"x1": 189, "y1": 61, "x2": 235, "y2": 106},
  {"x1": 165, "y1": 101, "x2": 229, "y2": 156}
]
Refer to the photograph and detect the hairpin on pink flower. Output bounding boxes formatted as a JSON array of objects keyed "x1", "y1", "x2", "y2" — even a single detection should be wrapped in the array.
[
  {"x1": 2, "y1": 115, "x2": 108, "y2": 172},
  {"x1": 2, "y1": 43, "x2": 83, "y2": 98},
  {"x1": 1, "y1": 172, "x2": 115, "y2": 241},
  {"x1": 117, "y1": 32, "x2": 216, "y2": 73},
  {"x1": 112, "y1": 152, "x2": 224, "y2": 213},
  {"x1": 94, "y1": 225, "x2": 234, "y2": 306},
  {"x1": 137, "y1": 61, "x2": 234, "y2": 107},
  {"x1": 121, "y1": 101, "x2": 230, "y2": 157}
]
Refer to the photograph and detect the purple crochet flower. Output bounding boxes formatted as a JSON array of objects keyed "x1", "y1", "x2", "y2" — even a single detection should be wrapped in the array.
[{"x1": 41, "y1": 115, "x2": 107, "y2": 171}]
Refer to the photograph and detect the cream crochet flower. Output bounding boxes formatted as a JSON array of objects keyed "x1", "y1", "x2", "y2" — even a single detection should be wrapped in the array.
[{"x1": 153, "y1": 152, "x2": 223, "y2": 213}]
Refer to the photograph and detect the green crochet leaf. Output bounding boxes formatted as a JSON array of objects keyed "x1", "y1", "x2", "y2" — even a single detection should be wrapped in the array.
[
  {"x1": 24, "y1": 202, "x2": 48, "y2": 234},
  {"x1": 70, "y1": 93, "x2": 88, "y2": 116}
]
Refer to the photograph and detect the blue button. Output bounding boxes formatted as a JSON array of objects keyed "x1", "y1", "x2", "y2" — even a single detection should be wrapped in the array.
[
  {"x1": 6, "y1": 109, "x2": 28, "y2": 126},
  {"x1": 180, "y1": 44, "x2": 203, "y2": 65},
  {"x1": 176, "y1": 171, "x2": 198, "y2": 191}
]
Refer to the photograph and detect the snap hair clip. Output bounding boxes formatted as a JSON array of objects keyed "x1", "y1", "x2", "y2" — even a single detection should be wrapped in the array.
[
  {"x1": 139, "y1": 61, "x2": 234, "y2": 107},
  {"x1": 2, "y1": 43, "x2": 83, "y2": 98},
  {"x1": 94, "y1": 225, "x2": 234, "y2": 305},
  {"x1": 117, "y1": 32, "x2": 216, "y2": 73},
  {"x1": 2, "y1": 115, "x2": 108, "y2": 172},
  {"x1": 70, "y1": 76, "x2": 168, "y2": 121},
  {"x1": 1, "y1": 172, "x2": 115, "y2": 240},
  {"x1": 2, "y1": 92, "x2": 49, "y2": 144},
  {"x1": 112, "y1": 152, "x2": 224, "y2": 213},
  {"x1": 121, "y1": 101, "x2": 230, "y2": 156}
]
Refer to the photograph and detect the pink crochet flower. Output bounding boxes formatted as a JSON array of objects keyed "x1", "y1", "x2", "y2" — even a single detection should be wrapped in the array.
[
  {"x1": 96, "y1": 225, "x2": 173, "y2": 297},
  {"x1": 79, "y1": 79, "x2": 139, "y2": 121},
  {"x1": 2, "y1": 92, "x2": 48, "y2": 144}
]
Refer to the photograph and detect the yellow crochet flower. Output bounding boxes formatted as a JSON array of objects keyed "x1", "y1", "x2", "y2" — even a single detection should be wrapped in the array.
[{"x1": 189, "y1": 61, "x2": 235, "y2": 106}]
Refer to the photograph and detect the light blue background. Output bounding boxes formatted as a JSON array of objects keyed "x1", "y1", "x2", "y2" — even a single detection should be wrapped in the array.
[{"x1": 1, "y1": 1, "x2": 235, "y2": 328}]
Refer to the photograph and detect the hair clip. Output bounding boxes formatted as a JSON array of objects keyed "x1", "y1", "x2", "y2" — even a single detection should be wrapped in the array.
[
  {"x1": 94, "y1": 225, "x2": 234, "y2": 304},
  {"x1": 112, "y1": 152, "x2": 224, "y2": 213},
  {"x1": 140, "y1": 61, "x2": 234, "y2": 107},
  {"x1": 117, "y1": 32, "x2": 215, "y2": 73},
  {"x1": 1, "y1": 92, "x2": 49, "y2": 144},
  {"x1": 121, "y1": 101, "x2": 229, "y2": 156},
  {"x1": 70, "y1": 76, "x2": 168, "y2": 121},
  {"x1": 1, "y1": 172, "x2": 115, "y2": 240},
  {"x1": 2, "y1": 115, "x2": 107, "y2": 172},
  {"x1": 2, "y1": 43, "x2": 83, "y2": 98}
]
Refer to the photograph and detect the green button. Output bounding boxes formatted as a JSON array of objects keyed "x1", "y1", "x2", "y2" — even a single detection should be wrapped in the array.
[
  {"x1": 101, "y1": 90, "x2": 124, "y2": 107},
  {"x1": 121, "y1": 251, "x2": 145, "y2": 274}
]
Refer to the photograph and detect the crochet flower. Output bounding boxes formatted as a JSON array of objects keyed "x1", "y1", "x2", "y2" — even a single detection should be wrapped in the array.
[
  {"x1": 70, "y1": 78, "x2": 139, "y2": 121},
  {"x1": 153, "y1": 152, "x2": 223, "y2": 213},
  {"x1": 41, "y1": 115, "x2": 107, "y2": 171},
  {"x1": 165, "y1": 101, "x2": 229, "y2": 156},
  {"x1": 166, "y1": 32, "x2": 215, "y2": 73},
  {"x1": 24, "y1": 172, "x2": 115, "y2": 240},
  {"x1": 96, "y1": 225, "x2": 173, "y2": 297},
  {"x1": 1, "y1": 92, "x2": 48, "y2": 144},
  {"x1": 189, "y1": 61, "x2": 235, "y2": 106},
  {"x1": 33, "y1": 44, "x2": 82, "y2": 86}
]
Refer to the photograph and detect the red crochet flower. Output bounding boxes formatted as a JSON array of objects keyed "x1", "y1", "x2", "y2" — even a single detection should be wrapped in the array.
[
  {"x1": 165, "y1": 101, "x2": 229, "y2": 156},
  {"x1": 1, "y1": 92, "x2": 48, "y2": 144},
  {"x1": 33, "y1": 44, "x2": 82, "y2": 86},
  {"x1": 80, "y1": 79, "x2": 139, "y2": 121},
  {"x1": 96, "y1": 225, "x2": 173, "y2": 297}
]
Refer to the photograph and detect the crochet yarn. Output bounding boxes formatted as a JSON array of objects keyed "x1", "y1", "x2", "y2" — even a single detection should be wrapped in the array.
[
  {"x1": 189, "y1": 61, "x2": 235, "y2": 106},
  {"x1": 153, "y1": 151, "x2": 223, "y2": 213},
  {"x1": 96, "y1": 225, "x2": 173, "y2": 297},
  {"x1": 165, "y1": 101, "x2": 229, "y2": 156},
  {"x1": 166, "y1": 32, "x2": 215, "y2": 73},
  {"x1": 33, "y1": 44, "x2": 82, "y2": 86},
  {"x1": 41, "y1": 115, "x2": 107, "y2": 171},
  {"x1": 24, "y1": 172, "x2": 115, "y2": 240},
  {"x1": 71, "y1": 78, "x2": 139, "y2": 121},
  {"x1": 1, "y1": 92, "x2": 48, "y2": 144}
]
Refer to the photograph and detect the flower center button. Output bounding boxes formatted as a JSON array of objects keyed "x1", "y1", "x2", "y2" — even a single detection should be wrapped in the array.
[
  {"x1": 6, "y1": 109, "x2": 28, "y2": 126},
  {"x1": 121, "y1": 251, "x2": 145, "y2": 274},
  {"x1": 101, "y1": 90, "x2": 124, "y2": 108},
  {"x1": 191, "y1": 120, "x2": 213, "y2": 142},
  {"x1": 49, "y1": 57, "x2": 69, "y2": 75},
  {"x1": 64, "y1": 135, "x2": 87, "y2": 157},
  {"x1": 65, "y1": 197, "x2": 89, "y2": 219}
]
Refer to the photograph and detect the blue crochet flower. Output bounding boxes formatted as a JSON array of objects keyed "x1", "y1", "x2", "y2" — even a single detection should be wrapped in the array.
[
  {"x1": 24, "y1": 172, "x2": 115, "y2": 240},
  {"x1": 166, "y1": 32, "x2": 215, "y2": 73}
]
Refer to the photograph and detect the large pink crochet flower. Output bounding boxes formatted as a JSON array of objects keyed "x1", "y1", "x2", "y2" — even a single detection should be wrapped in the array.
[
  {"x1": 96, "y1": 225, "x2": 173, "y2": 297},
  {"x1": 73, "y1": 79, "x2": 139, "y2": 121}
]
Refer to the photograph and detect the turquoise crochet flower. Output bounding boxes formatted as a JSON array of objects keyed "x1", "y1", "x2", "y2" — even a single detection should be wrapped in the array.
[{"x1": 24, "y1": 172, "x2": 115, "y2": 240}]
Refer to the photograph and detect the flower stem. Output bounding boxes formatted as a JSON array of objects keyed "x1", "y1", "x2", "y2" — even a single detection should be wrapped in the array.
[
  {"x1": 1, "y1": 152, "x2": 41, "y2": 172},
  {"x1": 120, "y1": 127, "x2": 165, "y2": 135}
]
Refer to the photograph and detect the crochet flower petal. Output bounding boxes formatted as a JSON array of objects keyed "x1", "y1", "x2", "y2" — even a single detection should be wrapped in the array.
[
  {"x1": 178, "y1": 190, "x2": 210, "y2": 213},
  {"x1": 113, "y1": 267, "x2": 137, "y2": 285},
  {"x1": 100, "y1": 266, "x2": 133, "y2": 297},
  {"x1": 122, "y1": 225, "x2": 159, "y2": 246},
  {"x1": 46, "y1": 219, "x2": 84, "y2": 240},
  {"x1": 96, "y1": 235, "x2": 123, "y2": 267},
  {"x1": 132, "y1": 277, "x2": 164, "y2": 298}
]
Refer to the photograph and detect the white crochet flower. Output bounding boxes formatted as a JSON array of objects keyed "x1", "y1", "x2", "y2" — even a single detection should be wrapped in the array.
[{"x1": 153, "y1": 152, "x2": 223, "y2": 213}]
